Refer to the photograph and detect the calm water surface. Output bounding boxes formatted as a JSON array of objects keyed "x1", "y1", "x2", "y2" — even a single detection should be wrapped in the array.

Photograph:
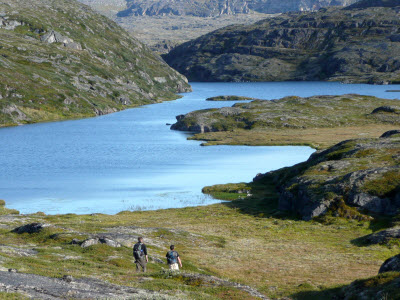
[{"x1": 0, "y1": 82, "x2": 399, "y2": 214}]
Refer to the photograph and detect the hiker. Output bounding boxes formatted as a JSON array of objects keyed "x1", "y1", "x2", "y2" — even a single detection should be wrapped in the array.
[
  {"x1": 166, "y1": 245, "x2": 182, "y2": 270},
  {"x1": 133, "y1": 237, "x2": 148, "y2": 272}
]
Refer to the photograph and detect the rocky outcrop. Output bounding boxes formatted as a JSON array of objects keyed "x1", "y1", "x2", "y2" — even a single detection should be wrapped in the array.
[
  {"x1": 379, "y1": 254, "x2": 400, "y2": 273},
  {"x1": 40, "y1": 30, "x2": 82, "y2": 50},
  {"x1": 0, "y1": 271, "x2": 176, "y2": 299},
  {"x1": 363, "y1": 227, "x2": 400, "y2": 245},
  {"x1": 0, "y1": 0, "x2": 190, "y2": 127},
  {"x1": 0, "y1": 16, "x2": 23, "y2": 30},
  {"x1": 254, "y1": 135, "x2": 400, "y2": 220},
  {"x1": 80, "y1": 236, "x2": 122, "y2": 248},
  {"x1": 163, "y1": 2, "x2": 400, "y2": 83}
]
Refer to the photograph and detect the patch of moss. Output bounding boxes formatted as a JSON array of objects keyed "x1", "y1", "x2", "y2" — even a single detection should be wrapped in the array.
[{"x1": 362, "y1": 170, "x2": 400, "y2": 198}]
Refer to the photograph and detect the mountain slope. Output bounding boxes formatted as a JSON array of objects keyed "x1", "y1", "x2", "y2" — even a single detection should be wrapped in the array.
[
  {"x1": 163, "y1": 2, "x2": 400, "y2": 83},
  {"x1": 118, "y1": 0, "x2": 358, "y2": 17},
  {"x1": 0, "y1": 0, "x2": 190, "y2": 127}
]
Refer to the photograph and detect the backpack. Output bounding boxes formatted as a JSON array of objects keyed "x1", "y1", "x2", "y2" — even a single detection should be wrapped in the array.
[
  {"x1": 133, "y1": 243, "x2": 143, "y2": 260},
  {"x1": 166, "y1": 251, "x2": 177, "y2": 264}
]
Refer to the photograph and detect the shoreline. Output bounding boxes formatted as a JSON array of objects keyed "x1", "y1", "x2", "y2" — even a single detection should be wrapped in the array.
[
  {"x1": 0, "y1": 94, "x2": 185, "y2": 130},
  {"x1": 2, "y1": 80, "x2": 400, "y2": 129}
]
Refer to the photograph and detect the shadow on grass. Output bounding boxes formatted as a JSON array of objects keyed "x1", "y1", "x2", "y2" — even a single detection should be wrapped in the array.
[
  {"x1": 216, "y1": 180, "x2": 301, "y2": 221},
  {"x1": 289, "y1": 286, "x2": 343, "y2": 300},
  {"x1": 350, "y1": 215, "x2": 399, "y2": 247}
]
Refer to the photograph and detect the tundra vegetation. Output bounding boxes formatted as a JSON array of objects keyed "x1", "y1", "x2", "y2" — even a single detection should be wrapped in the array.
[
  {"x1": 172, "y1": 94, "x2": 400, "y2": 149},
  {"x1": 0, "y1": 0, "x2": 190, "y2": 127},
  {"x1": 0, "y1": 188, "x2": 399, "y2": 299}
]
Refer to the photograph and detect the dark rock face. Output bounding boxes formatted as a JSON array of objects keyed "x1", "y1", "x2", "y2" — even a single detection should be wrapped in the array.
[
  {"x1": 379, "y1": 254, "x2": 400, "y2": 273},
  {"x1": 12, "y1": 223, "x2": 50, "y2": 234},
  {"x1": 363, "y1": 227, "x2": 400, "y2": 245},
  {"x1": 163, "y1": 3, "x2": 400, "y2": 83}
]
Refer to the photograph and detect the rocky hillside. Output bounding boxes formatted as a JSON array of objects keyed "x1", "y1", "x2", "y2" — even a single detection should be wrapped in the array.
[
  {"x1": 0, "y1": 0, "x2": 190, "y2": 127},
  {"x1": 255, "y1": 131, "x2": 400, "y2": 220},
  {"x1": 163, "y1": 0, "x2": 400, "y2": 83},
  {"x1": 117, "y1": 0, "x2": 357, "y2": 17}
]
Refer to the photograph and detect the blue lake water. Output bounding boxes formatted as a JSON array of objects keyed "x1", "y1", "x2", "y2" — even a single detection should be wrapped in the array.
[{"x1": 0, "y1": 82, "x2": 399, "y2": 214}]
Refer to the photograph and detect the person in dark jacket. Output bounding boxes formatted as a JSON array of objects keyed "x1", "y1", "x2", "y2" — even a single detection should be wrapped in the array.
[
  {"x1": 166, "y1": 245, "x2": 182, "y2": 270},
  {"x1": 133, "y1": 237, "x2": 148, "y2": 272}
]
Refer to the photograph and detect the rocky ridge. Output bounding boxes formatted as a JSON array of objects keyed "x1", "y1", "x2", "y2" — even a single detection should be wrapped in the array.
[
  {"x1": 163, "y1": 0, "x2": 400, "y2": 83},
  {"x1": 117, "y1": 0, "x2": 357, "y2": 17},
  {"x1": 0, "y1": 0, "x2": 190, "y2": 127}
]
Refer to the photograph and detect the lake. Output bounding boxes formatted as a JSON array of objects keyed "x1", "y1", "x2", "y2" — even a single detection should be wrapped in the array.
[{"x1": 0, "y1": 82, "x2": 399, "y2": 214}]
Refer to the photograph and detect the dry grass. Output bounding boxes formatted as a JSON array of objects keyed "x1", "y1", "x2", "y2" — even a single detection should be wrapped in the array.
[
  {"x1": 190, "y1": 124, "x2": 398, "y2": 149},
  {"x1": 5, "y1": 199, "x2": 390, "y2": 298}
]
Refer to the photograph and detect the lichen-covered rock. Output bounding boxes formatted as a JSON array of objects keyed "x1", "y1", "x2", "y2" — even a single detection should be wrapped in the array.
[
  {"x1": 379, "y1": 254, "x2": 400, "y2": 273},
  {"x1": 80, "y1": 238, "x2": 100, "y2": 248},
  {"x1": 99, "y1": 237, "x2": 122, "y2": 248},
  {"x1": 81, "y1": 236, "x2": 122, "y2": 248}
]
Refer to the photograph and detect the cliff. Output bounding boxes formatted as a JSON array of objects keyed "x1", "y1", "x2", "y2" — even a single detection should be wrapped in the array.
[
  {"x1": 163, "y1": 1, "x2": 400, "y2": 83},
  {"x1": 0, "y1": 0, "x2": 190, "y2": 127}
]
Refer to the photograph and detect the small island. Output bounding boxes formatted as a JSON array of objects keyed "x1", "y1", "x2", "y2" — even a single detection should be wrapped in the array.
[
  {"x1": 206, "y1": 95, "x2": 259, "y2": 101},
  {"x1": 172, "y1": 94, "x2": 400, "y2": 149}
]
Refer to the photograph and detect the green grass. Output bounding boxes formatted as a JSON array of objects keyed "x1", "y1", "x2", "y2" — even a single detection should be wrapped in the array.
[
  {"x1": 1, "y1": 191, "x2": 398, "y2": 299},
  {"x1": 363, "y1": 171, "x2": 400, "y2": 198},
  {"x1": 0, "y1": 292, "x2": 28, "y2": 300}
]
